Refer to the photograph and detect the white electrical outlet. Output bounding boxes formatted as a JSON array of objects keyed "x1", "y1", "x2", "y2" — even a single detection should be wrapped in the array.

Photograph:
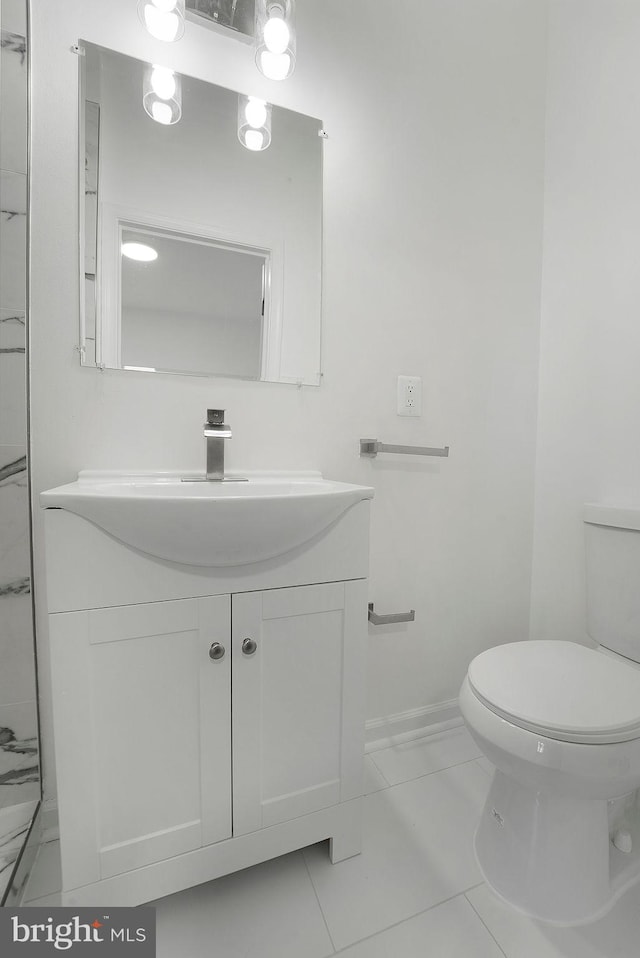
[{"x1": 397, "y1": 375, "x2": 422, "y2": 417}]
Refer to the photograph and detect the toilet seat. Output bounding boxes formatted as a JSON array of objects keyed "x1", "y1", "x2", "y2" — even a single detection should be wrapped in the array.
[{"x1": 467, "y1": 640, "x2": 640, "y2": 744}]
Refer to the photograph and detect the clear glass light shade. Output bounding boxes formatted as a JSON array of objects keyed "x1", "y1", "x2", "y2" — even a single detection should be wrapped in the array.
[
  {"x1": 143, "y1": 64, "x2": 182, "y2": 125},
  {"x1": 137, "y1": 0, "x2": 186, "y2": 42},
  {"x1": 238, "y1": 95, "x2": 272, "y2": 151},
  {"x1": 255, "y1": 0, "x2": 296, "y2": 80}
]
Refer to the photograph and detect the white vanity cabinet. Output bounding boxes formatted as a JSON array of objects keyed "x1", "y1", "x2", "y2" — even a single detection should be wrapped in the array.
[
  {"x1": 42, "y1": 481, "x2": 371, "y2": 907},
  {"x1": 231, "y1": 582, "x2": 365, "y2": 835},
  {"x1": 49, "y1": 595, "x2": 234, "y2": 888}
]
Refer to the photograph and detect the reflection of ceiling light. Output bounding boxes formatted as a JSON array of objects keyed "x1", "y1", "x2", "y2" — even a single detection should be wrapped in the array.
[
  {"x1": 238, "y1": 95, "x2": 272, "y2": 152},
  {"x1": 150, "y1": 101, "x2": 173, "y2": 124},
  {"x1": 122, "y1": 242, "x2": 158, "y2": 262},
  {"x1": 255, "y1": 0, "x2": 296, "y2": 80},
  {"x1": 138, "y1": 0, "x2": 185, "y2": 42},
  {"x1": 143, "y1": 64, "x2": 182, "y2": 125},
  {"x1": 150, "y1": 65, "x2": 176, "y2": 100},
  {"x1": 244, "y1": 130, "x2": 265, "y2": 151}
]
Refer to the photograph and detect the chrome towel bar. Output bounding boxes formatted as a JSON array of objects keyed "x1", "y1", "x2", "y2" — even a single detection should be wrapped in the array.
[
  {"x1": 368, "y1": 603, "x2": 415, "y2": 626},
  {"x1": 360, "y1": 439, "x2": 449, "y2": 458}
]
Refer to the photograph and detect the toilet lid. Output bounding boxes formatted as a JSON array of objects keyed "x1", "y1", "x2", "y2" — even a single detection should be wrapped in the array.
[{"x1": 467, "y1": 641, "x2": 640, "y2": 744}]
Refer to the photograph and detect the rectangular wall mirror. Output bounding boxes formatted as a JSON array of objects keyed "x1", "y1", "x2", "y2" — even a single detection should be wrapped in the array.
[{"x1": 79, "y1": 41, "x2": 324, "y2": 385}]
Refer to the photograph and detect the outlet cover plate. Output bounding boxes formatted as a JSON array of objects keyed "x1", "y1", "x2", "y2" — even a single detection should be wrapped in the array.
[{"x1": 397, "y1": 375, "x2": 422, "y2": 417}]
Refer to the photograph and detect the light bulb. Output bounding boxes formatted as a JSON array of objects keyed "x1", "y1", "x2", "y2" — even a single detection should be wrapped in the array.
[
  {"x1": 150, "y1": 65, "x2": 176, "y2": 100},
  {"x1": 122, "y1": 242, "x2": 158, "y2": 262},
  {"x1": 244, "y1": 130, "x2": 265, "y2": 151},
  {"x1": 143, "y1": 64, "x2": 182, "y2": 124},
  {"x1": 263, "y1": 15, "x2": 290, "y2": 54},
  {"x1": 245, "y1": 97, "x2": 267, "y2": 129},
  {"x1": 144, "y1": 6, "x2": 181, "y2": 41},
  {"x1": 259, "y1": 50, "x2": 291, "y2": 81},
  {"x1": 238, "y1": 94, "x2": 272, "y2": 151},
  {"x1": 151, "y1": 100, "x2": 173, "y2": 125},
  {"x1": 151, "y1": 0, "x2": 177, "y2": 11}
]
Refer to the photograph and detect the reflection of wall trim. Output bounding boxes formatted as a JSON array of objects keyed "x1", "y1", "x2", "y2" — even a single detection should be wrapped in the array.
[{"x1": 365, "y1": 699, "x2": 462, "y2": 752}]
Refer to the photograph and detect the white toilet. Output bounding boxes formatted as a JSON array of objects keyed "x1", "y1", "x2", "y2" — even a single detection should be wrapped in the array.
[{"x1": 460, "y1": 504, "x2": 640, "y2": 925}]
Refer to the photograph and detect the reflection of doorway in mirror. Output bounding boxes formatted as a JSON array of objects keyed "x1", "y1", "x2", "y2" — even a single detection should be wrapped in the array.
[
  {"x1": 186, "y1": 0, "x2": 255, "y2": 38},
  {"x1": 111, "y1": 219, "x2": 276, "y2": 381}
]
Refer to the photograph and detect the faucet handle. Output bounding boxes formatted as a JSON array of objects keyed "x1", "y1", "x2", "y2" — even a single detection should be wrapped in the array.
[{"x1": 204, "y1": 408, "x2": 232, "y2": 439}]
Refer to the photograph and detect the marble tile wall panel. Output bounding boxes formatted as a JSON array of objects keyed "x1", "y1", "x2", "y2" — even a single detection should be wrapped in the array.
[
  {"x1": 0, "y1": 0, "x2": 39, "y2": 826},
  {"x1": 0, "y1": 586, "x2": 34, "y2": 706},
  {"x1": 0, "y1": 310, "x2": 26, "y2": 444},
  {"x1": 0, "y1": 801, "x2": 38, "y2": 901},
  {"x1": 0, "y1": 441, "x2": 37, "y2": 810},
  {"x1": 0, "y1": 170, "x2": 27, "y2": 310},
  {"x1": 0, "y1": 699, "x2": 39, "y2": 814},
  {"x1": 0, "y1": 20, "x2": 27, "y2": 174},
  {"x1": 0, "y1": 445, "x2": 30, "y2": 602},
  {"x1": 0, "y1": 0, "x2": 27, "y2": 34}
]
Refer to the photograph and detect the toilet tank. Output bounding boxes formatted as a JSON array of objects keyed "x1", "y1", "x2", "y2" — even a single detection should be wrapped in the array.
[{"x1": 584, "y1": 504, "x2": 640, "y2": 663}]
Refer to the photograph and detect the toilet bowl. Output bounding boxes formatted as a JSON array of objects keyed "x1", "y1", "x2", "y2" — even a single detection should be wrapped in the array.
[{"x1": 460, "y1": 504, "x2": 640, "y2": 925}]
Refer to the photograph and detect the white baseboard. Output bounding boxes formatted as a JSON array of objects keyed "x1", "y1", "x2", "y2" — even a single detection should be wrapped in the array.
[
  {"x1": 40, "y1": 799, "x2": 59, "y2": 843},
  {"x1": 365, "y1": 699, "x2": 462, "y2": 752}
]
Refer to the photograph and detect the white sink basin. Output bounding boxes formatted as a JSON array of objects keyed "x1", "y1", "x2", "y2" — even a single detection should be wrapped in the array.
[{"x1": 40, "y1": 471, "x2": 374, "y2": 567}]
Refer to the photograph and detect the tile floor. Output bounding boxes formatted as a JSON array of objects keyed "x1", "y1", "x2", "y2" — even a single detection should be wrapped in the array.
[{"x1": 21, "y1": 726, "x2": 640, "y2": 956}]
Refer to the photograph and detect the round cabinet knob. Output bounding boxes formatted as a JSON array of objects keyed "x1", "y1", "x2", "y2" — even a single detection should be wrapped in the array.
[
  {"x1": 242, "y1": 637, "x2": 258, "y2": 656},
  {"x1": 209, "y1": 642, "x2": 226, "y2": 661}
]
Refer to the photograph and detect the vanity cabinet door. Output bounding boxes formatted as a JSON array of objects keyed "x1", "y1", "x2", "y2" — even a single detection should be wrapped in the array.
[
  {"x1": 231, "y1": 579, "x2": 367, "y2": 836},
  {"x1": 49, "y1": 595, "x2": 232, "y2": 890}
]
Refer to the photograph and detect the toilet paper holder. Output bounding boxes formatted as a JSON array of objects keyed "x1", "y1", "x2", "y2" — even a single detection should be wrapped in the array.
[{"x1": 368, "y1": 602, "x2": 415, "y2": 625}]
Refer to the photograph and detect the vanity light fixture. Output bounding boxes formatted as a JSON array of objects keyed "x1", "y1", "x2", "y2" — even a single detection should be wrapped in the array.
[
  {"x1": 142, "y1": 64, "x2": 182, "y2": 125},
  {"x1": 137, "y1": 0, "x2": 186, "y2": 42},
  {"x1": 121, "y1": 242, "x2": 158, "y2": 262},
  {"x1": 255, "y1": 0, "x2": 296, "y2": 81},
  {"x1": 238, "y1": 95, "x2": 272, "y2": 151}
]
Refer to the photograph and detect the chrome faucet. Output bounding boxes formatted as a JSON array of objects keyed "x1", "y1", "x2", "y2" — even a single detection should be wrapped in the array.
[{"x1": 204, "y1": 409, "x2": 232, "y2": 481}]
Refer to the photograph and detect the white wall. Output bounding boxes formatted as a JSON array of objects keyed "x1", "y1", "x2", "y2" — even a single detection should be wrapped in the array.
[
  {"x1": 30, "y1": 0, "x2": 547, "y2": 803},
  {"x1": 123, "y1": 306, "x2": 262, "y2": 378},
  {"x1": 530, "y1": 0, "x2": 640, "y2": 645}
]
